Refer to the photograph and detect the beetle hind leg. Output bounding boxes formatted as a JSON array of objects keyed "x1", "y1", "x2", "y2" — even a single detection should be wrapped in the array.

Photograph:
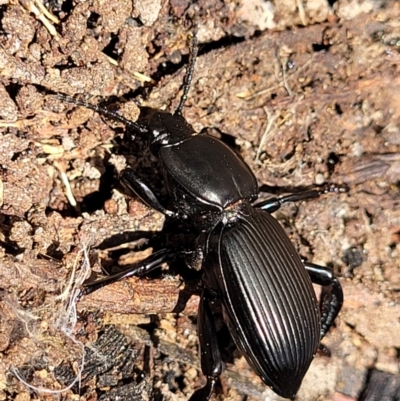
[
  {"x1": 304, "y1": 262, "x2": 344, "y2": 339},
  {"x1": 189, "y1": 290, "x2": 222, "y2": 401},
  {"x1": 319, "y1": 277, "x2": 343, "y2": 338}
]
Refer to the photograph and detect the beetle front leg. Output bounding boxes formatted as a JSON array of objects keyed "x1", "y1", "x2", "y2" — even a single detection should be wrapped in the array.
[
  {"x1": 189, "y1": 290, "x2": 222, "y2": 401},
  {"x1": 303, "y1": 262, "x2": 344, "y2": 339},
  {"x1": 120, "y1": 168, "x2": 178, "y2": 218}
]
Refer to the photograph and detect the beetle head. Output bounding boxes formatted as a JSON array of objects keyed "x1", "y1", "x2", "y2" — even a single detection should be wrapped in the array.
[{"x1": 143, "y1": 110, "x2": 196, "y2": 153}]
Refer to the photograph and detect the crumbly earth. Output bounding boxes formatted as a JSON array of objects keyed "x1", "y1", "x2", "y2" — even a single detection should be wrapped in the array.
[{"x1": 0, "y1": 1, "x2": 400, "y2": 400}]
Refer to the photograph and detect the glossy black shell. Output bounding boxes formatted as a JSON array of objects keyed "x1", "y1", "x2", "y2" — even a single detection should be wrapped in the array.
[
  {"x1": 205, "y1": 207, "x2": 320, "y2": 399},
  {"x1": 159, "y1": 134, "x2": 258, "y2": 210}
]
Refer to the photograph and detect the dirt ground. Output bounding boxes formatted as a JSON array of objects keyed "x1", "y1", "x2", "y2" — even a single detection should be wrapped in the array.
[{"x1": 1, "y1": 0, "x2": 400, "y2": 400}]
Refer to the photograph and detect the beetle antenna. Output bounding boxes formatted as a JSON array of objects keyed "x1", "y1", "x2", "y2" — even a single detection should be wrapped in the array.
[
  {"x1": 56, "y1": 94, "x2": 148, "y2": 133},
  {"x1": 175, "y1": 20, "x2": 198, "y2": 116}
]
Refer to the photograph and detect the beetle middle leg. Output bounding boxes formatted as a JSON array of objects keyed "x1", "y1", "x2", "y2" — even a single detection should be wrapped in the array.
[
  {"x1": 82, "y1": 248, "x2": 177, "y2": 295},
  {"x1": 303, "y1": 262, "x2": 343, "y2": 339},
  {"x1": 255, "y1": 184, "x2": 346, "y2": 213}
]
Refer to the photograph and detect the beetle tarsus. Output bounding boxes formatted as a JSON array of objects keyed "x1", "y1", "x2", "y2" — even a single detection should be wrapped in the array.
[
  {"x1": 318, "y1": 343, "x2": 331, "y2": 357},
  {"x1": 319, "y1": 278, "x2": 343, "y2": 338},
  {"x1": 188, "y1": 378, "x2": 217, "y2": 401},
  {"x1": 317, "y1": 183, "x2": 349, "y2": 195}
]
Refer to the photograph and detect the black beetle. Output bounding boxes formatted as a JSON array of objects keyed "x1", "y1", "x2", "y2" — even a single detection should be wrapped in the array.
[{"x1": 59, "y1": 27, "x2": 344, "y2": 400}]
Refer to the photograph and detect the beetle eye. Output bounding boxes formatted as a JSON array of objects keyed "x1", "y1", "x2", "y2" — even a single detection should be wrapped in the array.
[
  {"x1": 152, "y1": 131, "x2": 170, "y2": 145},
  {"x1": 159, "y1": 133, "x2": 170, "y2": 144}
]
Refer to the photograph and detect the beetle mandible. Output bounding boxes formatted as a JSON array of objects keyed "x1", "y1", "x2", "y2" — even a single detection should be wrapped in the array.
[{"x1": 60, "y1": 25, "x2": 344, "y2": 401}]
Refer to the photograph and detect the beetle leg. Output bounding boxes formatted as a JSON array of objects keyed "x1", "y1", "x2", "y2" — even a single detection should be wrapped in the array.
[
  {"x1": 189, "y1": 290, "x2": 222, "y2": 401},
  {"x1": 303, "y1": 262, "x2": 344, "y2": 339},
  {"x1": 81, "y1": 248, "x2": 177, "y2": 296},
  {"x1": 255, "y1": 184, "x2": 347, "y2": 213},
  {"x1": 120, "y1": 168, "x2": 178, "y2": 218}
]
